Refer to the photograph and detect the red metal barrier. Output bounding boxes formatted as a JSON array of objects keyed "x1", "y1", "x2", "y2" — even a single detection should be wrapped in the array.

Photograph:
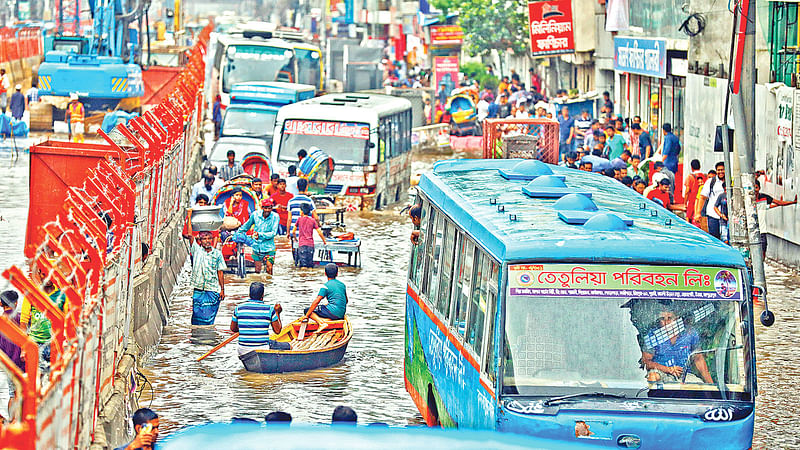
[
  {"x1": 481, "y1": 118, "x2": 560, "y2": 164},
  {"x1": 142, "y1": 66, "x2": 183, "y2": 105},
  {"x1": 0, "y1": 21, "x2": 214, "y2": 449}
]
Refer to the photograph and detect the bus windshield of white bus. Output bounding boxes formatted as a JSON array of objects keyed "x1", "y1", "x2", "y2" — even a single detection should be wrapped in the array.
[
  {"x1": 295, "y1": 48, "x2": 322, "y2": 88},
  {"x1": 222, "y1": 45, "x2": 294, "y2": 93},
  {"x1": 502, "y1": 264, "x2": 750, "y2": 401},
  {"x1": 278, "y1": 120, "x2": 371, "y2": 165}
]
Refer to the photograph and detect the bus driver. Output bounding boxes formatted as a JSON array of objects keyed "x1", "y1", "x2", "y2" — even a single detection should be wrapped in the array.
[{"x1": 641, "y1": 306, "x2": 714, "y2": 384}]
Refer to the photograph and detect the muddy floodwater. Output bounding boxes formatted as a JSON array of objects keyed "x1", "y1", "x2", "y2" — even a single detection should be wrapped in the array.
[{"x1": 0, "y1": 149, "x2": 797, "y2": 446}]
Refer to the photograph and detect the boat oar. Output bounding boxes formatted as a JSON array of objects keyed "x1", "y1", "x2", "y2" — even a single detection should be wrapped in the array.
[{"x1": 197, "y1": 333, "x2": 239, "y2": 361}]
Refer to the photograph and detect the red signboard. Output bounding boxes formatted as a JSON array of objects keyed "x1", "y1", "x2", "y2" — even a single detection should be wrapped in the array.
[
  {"x1": 433, "y1": 56, "x2": 460, "y2": 98},
  {"x1": 430, "y1": 25, "x2": 464, "y2": 47},
  {"x1": 284, "y1": 120, "x2": 370, "y2": 139},
  {"x1": 527, "y1": 0, "x2": 575, "y2": 57}
]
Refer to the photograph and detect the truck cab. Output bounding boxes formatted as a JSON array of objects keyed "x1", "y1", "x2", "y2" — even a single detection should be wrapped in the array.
[{"x1": 220, "y1": 81, "x2": 316, "y2": 146}]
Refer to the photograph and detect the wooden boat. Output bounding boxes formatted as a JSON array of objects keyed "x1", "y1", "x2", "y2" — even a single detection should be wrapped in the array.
[{"x1": 238, "y1": 316, "x2": 352, "y2": 373}]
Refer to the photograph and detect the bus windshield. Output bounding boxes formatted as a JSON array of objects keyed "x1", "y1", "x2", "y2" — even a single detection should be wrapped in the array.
[
  {"x1": 295, "y1": 48, "x2": 322, "y2": 88},
  {"x1": 222, "y1": 45, "x2": 294, "y2": 93},
  {"x1": 278, "y1": 120, "x2": 370, "y2": 165},
  {"x1": 502, "y1": 265, "x2": 750, "y2": 401},
  {"x1": 222, "y1": 108, "x2": 276, "y2": 139}
]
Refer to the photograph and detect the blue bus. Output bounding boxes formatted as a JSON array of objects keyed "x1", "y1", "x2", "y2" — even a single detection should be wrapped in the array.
[{"x1": 405, "y1": 159, "x2": 757, "y2": 447}]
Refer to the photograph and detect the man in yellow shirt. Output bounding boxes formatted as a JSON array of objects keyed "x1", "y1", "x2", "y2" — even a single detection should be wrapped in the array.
[{"x1": 66, "y1": 93, "x2": 85, "y2": 143}]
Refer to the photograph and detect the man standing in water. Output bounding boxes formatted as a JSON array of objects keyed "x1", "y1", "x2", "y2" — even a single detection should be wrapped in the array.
[
  {"x1": 238, "y1": 199, "x2": 281, "y2": 275},
  {"x1": 185, "y1": 217, "x2": 226, "y2": 325}
]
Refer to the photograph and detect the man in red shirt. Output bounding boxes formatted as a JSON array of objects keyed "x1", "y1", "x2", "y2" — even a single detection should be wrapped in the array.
[
  {"x1": 269, "y1": 178, "x2": 294, "y2": 235},
  {"x1": 647, "y1": 179, "x2": 686, "y2": 213},
  {"x1": 683, "y1": 159, "x2": 706, "y2": 225}
]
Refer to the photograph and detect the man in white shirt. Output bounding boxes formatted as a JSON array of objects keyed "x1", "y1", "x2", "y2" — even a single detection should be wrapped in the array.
[
  {"x1": 191, "y1": 174, "x2": 219, "y2": 205},
  {"x1": 697, "y1": 161, "x2": 726, "y2": 240},
  {"x1": 0, "y1": 69, "x2": 10, "y2": 114},
  {"x1": 286, "y1": 164, "x2": 300, "y2": 196}
]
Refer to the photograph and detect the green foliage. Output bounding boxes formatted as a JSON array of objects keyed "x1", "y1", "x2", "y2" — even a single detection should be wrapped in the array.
[
  {"x1": 460, "y1": 61, "x2": 499, "y2": 90},
  {"x1": 432, "y1": 0, "x2": 530, "y2": 57}
]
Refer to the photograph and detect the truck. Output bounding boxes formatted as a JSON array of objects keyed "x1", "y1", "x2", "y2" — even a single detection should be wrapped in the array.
[{"x1": 208, "y1": 81, "x2": 316, "y2": 176}]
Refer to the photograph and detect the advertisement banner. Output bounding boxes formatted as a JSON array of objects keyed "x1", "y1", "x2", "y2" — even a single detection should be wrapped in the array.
[
  {"x1": 284, "y1": 120, "x2": 369, "y2": 139},
  {"x1": 508, "y1": 264, "x2": 742, "y2": 300},
  {"x1": 429, "y1": 25, "x2": 464, "y2": 47},
  {"x1": 527, "y1": 0, "x2": 575, "y2": 57},
  {"x1": 433, "y1": 56, "x2": 459, "y2": 99},
  {"x1": 613, "y1": 36, "x2": 667, "y2": 78}
]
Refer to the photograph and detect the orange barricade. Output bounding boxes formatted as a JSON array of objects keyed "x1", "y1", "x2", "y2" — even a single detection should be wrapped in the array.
[
  {"x1": 0, "y1": 21, "x2": 214, "y2": 450},
  {"x1": 481, "y1": 118, "x2": 560, "y2": 164}
]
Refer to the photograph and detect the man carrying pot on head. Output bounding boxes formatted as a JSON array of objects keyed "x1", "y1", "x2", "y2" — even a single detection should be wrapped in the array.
[{"x1": 185, "y1": 215, "x2": 226, "y2": 325}]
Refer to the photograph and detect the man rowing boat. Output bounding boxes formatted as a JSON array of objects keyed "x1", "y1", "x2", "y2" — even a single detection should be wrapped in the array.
[
  {"x1": 301, "y1": 263, "x2": 347, "y2": 330},
  {"x1": 230, "y1": 282, "x2": 290, "y2": 354}
]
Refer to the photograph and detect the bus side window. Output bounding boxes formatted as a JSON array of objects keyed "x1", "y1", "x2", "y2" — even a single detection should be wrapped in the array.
[
  {"x1": 482, "y1": 261, "x2": 499, "y2": 383},
  {"x1": 405, "y1": 109, "x2": 412, "y2": 153},
  {"x1": 452, "y1": 241, "x2": 474, "y2": 337},
  {"x1": 436, "y1": 221, "x2": 457, "y2": 316},
  {"x1": 425, "y1": 214, "x2": 445, "y2": 302},
  {"x1": 420, "y1": 205, "x2": 436, "y2": 295},
  {"x1": 409, "y1": 199, "x2": 429, "y2": 288},
  {"x1": 421, "y1": 207, "x2": 439, "y2": 298},
  {"x1": 378, "y1": 120, "x2": 387, "y2": 163},
  {"x1": 466, "y1": 251, "x2": 490, "y2": 357}
]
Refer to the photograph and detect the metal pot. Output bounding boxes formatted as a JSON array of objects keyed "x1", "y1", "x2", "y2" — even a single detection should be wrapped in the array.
[{"x1": 190, "y1": 205, "x2": 224, "y2": 232}]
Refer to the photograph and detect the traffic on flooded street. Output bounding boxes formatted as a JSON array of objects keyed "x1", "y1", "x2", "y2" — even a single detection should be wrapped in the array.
[{"x1": 1, "y1": 1, "x2": 800, "y2": 448}]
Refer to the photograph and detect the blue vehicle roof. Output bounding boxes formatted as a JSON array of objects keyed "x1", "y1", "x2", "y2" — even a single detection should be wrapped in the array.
[
  {"x1": 418, "y1": 159, "x2": 746, "y2": 268},
  {"x1": 161, "y1": 423, "x2": 602, "y2": 449},
  {"x1": 230, "y1": 81, "x2": 316, "y2": 109}
]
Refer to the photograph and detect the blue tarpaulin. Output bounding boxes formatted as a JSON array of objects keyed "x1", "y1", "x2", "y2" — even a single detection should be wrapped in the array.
[
  {"x1": 0, "y1": 115, "x2": 29, "y2": 138},
  {"x1": 101, "y1": 110, "x2": 139, "y2": 133}
]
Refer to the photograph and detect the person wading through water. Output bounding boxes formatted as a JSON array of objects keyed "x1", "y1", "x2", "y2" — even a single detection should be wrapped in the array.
[{"x1": 184, "y1": 212, "x2": 226, "y2": 325}]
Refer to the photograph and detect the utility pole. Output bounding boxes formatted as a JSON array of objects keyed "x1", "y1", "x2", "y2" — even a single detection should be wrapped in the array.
[{"x1": 730, "y1": 0, "x2": 768, "y2": 293}]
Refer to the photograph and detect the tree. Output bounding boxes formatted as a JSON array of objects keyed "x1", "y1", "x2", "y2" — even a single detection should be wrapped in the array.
[{"x1": 432, "y1": 0, "x2": 530, "y2": 57}]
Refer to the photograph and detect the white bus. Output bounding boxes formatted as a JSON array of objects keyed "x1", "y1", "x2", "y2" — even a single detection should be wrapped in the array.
[
  {"x1": 272, "y1": 93, "x2": 413, "y2": 210},
  {"x1": 211, "y1": 31, "x2": 322, "y2": 108}
]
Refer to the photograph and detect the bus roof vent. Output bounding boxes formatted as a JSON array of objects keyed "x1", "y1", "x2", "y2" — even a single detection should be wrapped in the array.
[
  {"x1": 345, "y1": 94, "x2": 370, "y2": 100},
  {"x1": 320, "y1": 101, "x2": 346, "y2": 106},
  {"x1": 553, "y1": 193, "x2": 598, "y2": 212},
  {"x1": 499, "y1": 159, "x2": 560, "y2": 181},
  {"x1": 522, "y1": 175, "x2": 591, "y2": 199},
  {"x1": 582, "y1": 213, "x2": 632, "y2": 231},
  {"x1": 333, "y1": 97, "x2": 358, "y2": 102}
]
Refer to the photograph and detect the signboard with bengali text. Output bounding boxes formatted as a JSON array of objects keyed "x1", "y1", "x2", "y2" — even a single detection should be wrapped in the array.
[
  {"x1": 528, "y1": 0, "x2": 575, "y2": 57},
  {"x1": 429, "y1": 25, "x2": 464, "y2": 47},
  {"x1": 284, "y1": 120, "x2": 369, "y2": 139},
  {"x1": 613, "y1": 36, "x2": 667, "y2": 78},
  {"x1": 509, "y1": 264, "x2": 742, "y2": 300}
]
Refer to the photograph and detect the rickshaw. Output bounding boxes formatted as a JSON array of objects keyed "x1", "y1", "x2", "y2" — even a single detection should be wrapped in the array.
[
  {"x1": 212, "y1": 182, "x2": 260, "y2": 278},
  {"x1": 443, "y1": 91, "x2": 479, "y2": 136}
]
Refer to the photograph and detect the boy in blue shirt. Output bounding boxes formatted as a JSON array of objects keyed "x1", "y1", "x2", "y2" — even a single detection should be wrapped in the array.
[{"x1": 302, "y1": 263, "x2": 348, "y2": 330}]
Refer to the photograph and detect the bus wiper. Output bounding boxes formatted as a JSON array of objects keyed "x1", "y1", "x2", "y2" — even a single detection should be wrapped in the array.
[{"x1": 543, "y1": 392, "x2": 627, "y2": 406}]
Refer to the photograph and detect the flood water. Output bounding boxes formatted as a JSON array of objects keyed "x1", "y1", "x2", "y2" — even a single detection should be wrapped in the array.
[{"x1": 0, "y1": 147, "x2": 797, "y2": 446}]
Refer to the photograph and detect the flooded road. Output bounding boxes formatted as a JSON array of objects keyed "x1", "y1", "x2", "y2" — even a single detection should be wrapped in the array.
[{"x1": 0, "y1": 148, "x2": 797, "y2": 445}]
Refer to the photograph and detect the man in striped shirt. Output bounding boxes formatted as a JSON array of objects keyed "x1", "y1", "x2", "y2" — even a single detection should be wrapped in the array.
[
  {"x1": 230, "y1": 282, "x2": 289, "y2": 355},
  {"x1": 220, "y1": 150, "x2": 244, "y2": 181}
]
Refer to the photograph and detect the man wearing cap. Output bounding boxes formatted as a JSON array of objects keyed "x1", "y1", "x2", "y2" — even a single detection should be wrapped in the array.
[
  {"x1": 9, "y1": 84, "x2": 25, "y2": 120},
  {"x1": 0, "y1": 69, "x2": 9, "y2": 114},
  {"x1": 238, "y1": 198, "x2": 280, "y2": 275},
  {"x1": 66, "y1": 93, "x2": 85, "y2": 143},
  {"x1": 185, "y1": 217, "x2": 226, "y2": 325},
  {"x1": 220, "y1": 150, "x2": 244, "y2": 181}
]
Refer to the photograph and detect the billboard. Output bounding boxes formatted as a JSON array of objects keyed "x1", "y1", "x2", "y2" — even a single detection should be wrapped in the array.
[
  {"x1": 433, "y1": 56, "x2": 459, "y2": 100},
  {"x1": 429, "y1": 25, "x2": 464, "y2": 47},
  {"x1": 527, "y1": 0, "x2": 575, "y2": 57}
]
